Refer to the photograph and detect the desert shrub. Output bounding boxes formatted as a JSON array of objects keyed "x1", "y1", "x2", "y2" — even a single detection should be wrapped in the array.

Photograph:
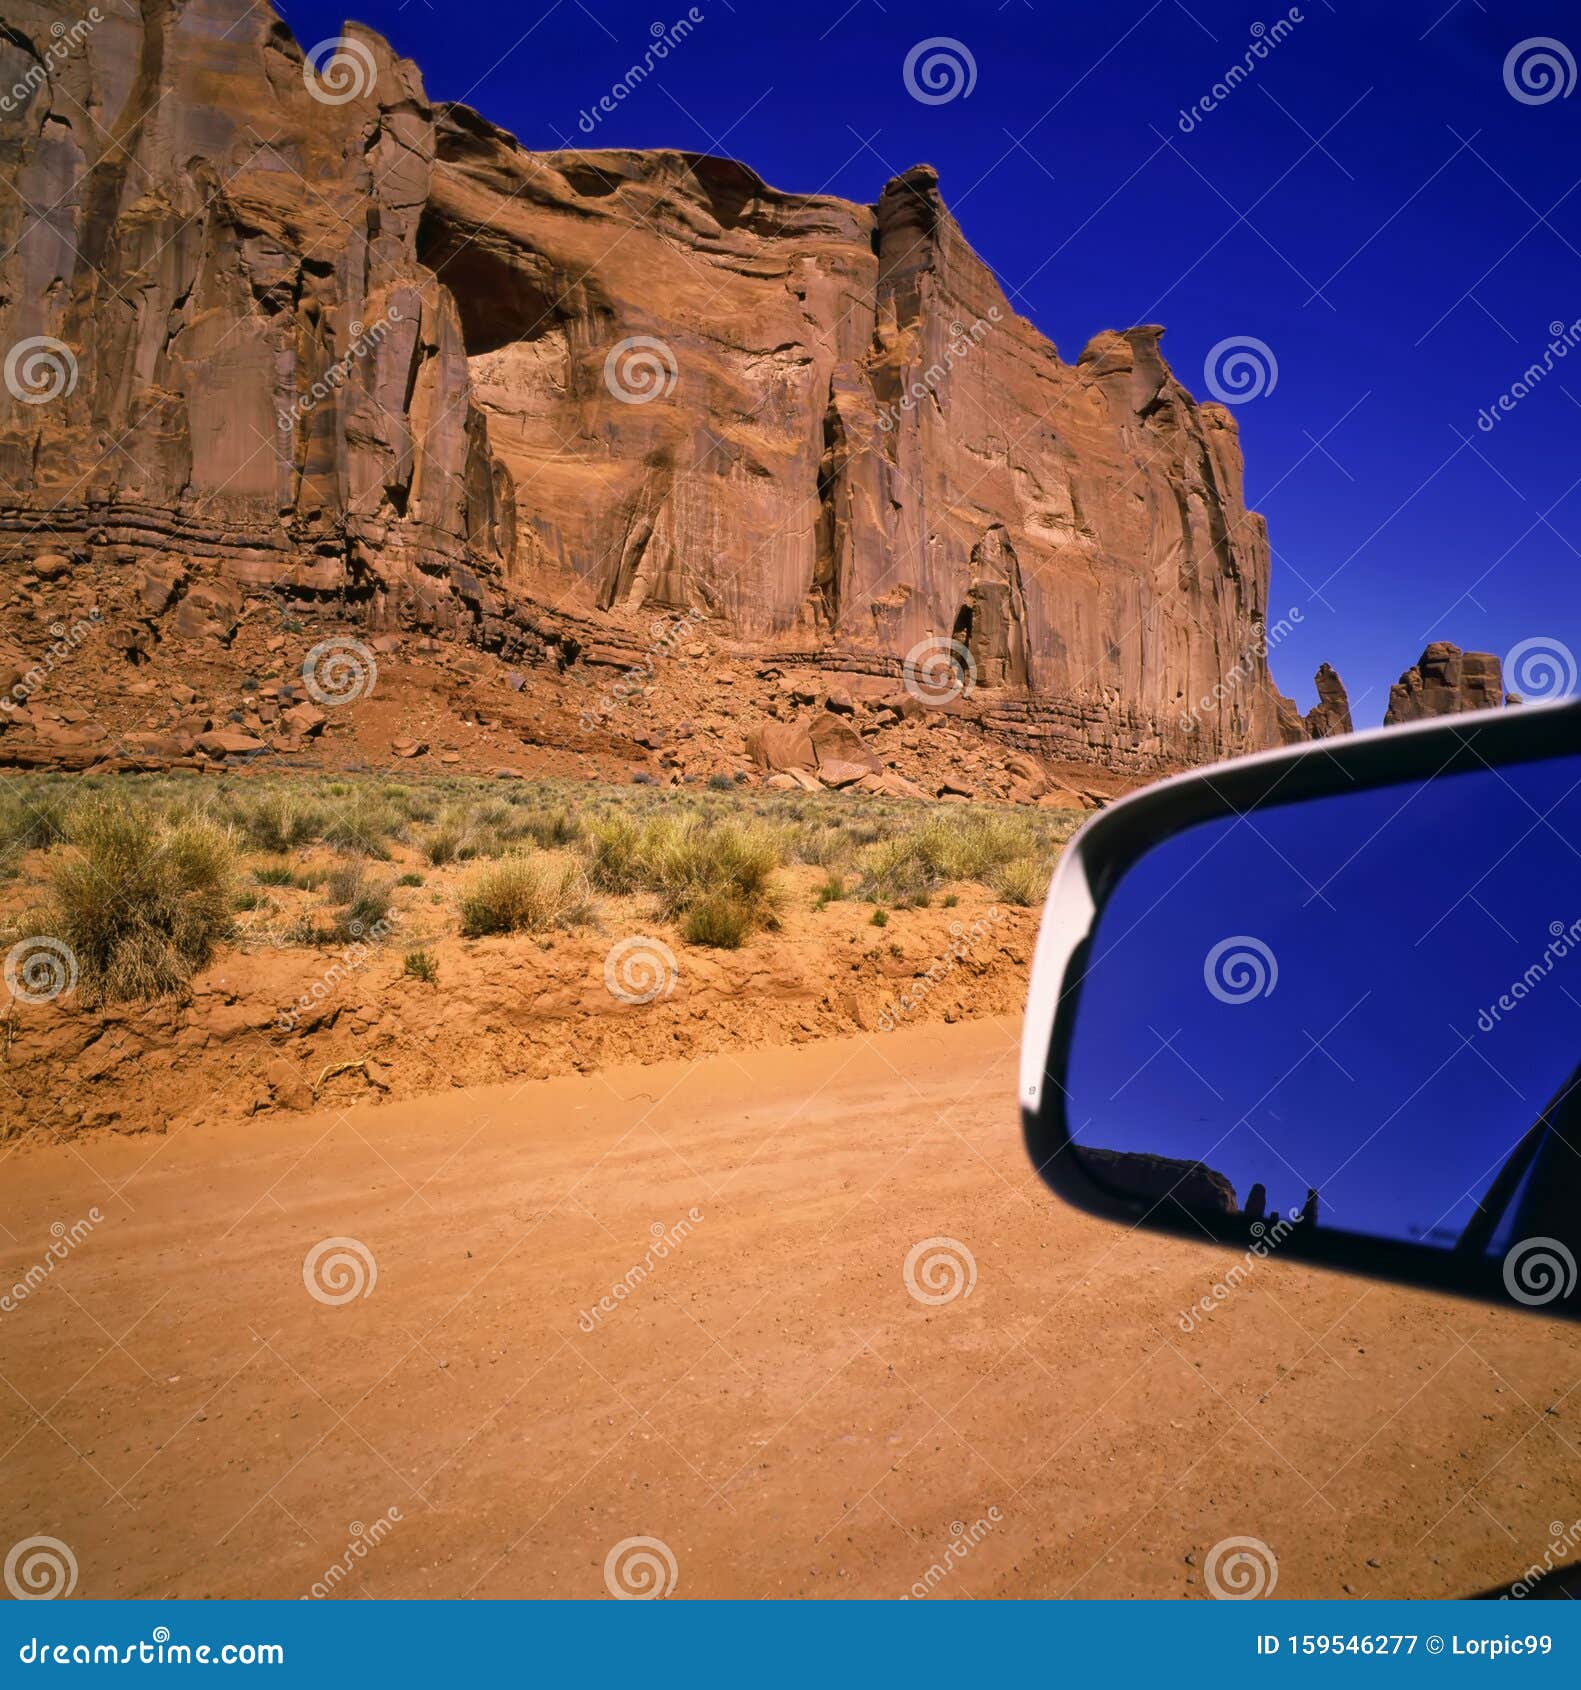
[
  {"x1": 518, "y1": 805, "x2": 580, "y2": 850},
  {"x1": 398, "y1": 871, "x2": 425, "y2": 888},
  {"x1": 422, "y1": 814, "x2": 471, "y2": 867},
  {"x1": 236, "y1": 789, "x2": 327, "y2": 853},
  {"x1": 322, "y1": 864, "x2": 394, "y2": 941},
  {"x1": 647, "y1": 819, "x2": 781, "y2": 918},
  {"x1": 583, "y1": 813, "x2": 645, "y2": 893},
  {"x1": 403, "y1": 949, "x2": 439, "y2": 984},
  {"x1": 814, "y1": 872, "x2": 847, "y2": 908},
  {"x1": 869, "y1": 907, "x2": 889, "y2": 928},
  {"x1": 680, "y1": 891, "x2": 753, "y2": 949},
  {"x1": 859, "y1": 811, "x2": 1040, "y2": 901},
  {"x1": 989, "y1": 858, "x2": 1051, "y2": 908},
  {"x1": 48, "y1": 801, "x2": 236, "y2": 1002},
  {"x1": 459, "y1": 854, "x2": 594, "y2": 937},
  {"x1": 321, "y1": 788, "x2": 402, "y2": 859},
  {"x1": 0, "y1": 782, "x2": 71, "y2": 857}
]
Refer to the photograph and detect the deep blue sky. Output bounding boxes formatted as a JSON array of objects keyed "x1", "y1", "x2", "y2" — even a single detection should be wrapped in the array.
[
  {"x1": 1066, "y1": 754, "x2": 1581, "y2": 1245},
  {"x1": 286, "y1": 0, "x2": 1581, "y2": 722}
]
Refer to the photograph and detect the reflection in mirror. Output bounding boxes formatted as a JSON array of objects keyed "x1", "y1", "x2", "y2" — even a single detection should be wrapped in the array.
[{"x1": 1063, "y1": 754, "x2": 1581, "y2": 1284}]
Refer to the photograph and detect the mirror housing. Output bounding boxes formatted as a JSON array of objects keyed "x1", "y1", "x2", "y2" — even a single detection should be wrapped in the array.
[{"x1": 1021, "y1": 698, "x2": 1581, "y2": 1320}]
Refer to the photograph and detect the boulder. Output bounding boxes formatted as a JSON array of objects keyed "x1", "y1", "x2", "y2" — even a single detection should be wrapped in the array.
[
  {"x1": 281, "y1": 703, "x2": 327, "y2": 737},
  {"x1": 194, "y1": 730, "x2": 268, "y2": 759},
  {"x1": 1385, "y1": 644, "x2": 1504, "y2": 724},
  {"x1": 809, "y1": 711, "x2": 881, "y2": 774},
  {"x1": 747, "y1": 721, "x2": 817, "y2": 774}
]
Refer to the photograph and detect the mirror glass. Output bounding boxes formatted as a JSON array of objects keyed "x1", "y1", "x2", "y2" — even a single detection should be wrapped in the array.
[{"x1": 1064, "y1": 753, "x2": 1581, "y2": 1276}]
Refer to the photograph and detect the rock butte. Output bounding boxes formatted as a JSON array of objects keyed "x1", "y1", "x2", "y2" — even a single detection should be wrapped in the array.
[{"x1": 0, "y1": 2, "x2": 1507, "y2": 776}]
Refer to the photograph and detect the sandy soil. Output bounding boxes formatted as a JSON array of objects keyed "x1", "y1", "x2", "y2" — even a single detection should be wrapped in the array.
[{"x1": 2, "y1": 1017, "x2": 1577, "y2": 1600}]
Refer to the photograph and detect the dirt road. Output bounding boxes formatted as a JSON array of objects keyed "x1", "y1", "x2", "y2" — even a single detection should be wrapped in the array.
[{"x1": 3, "y1": 1018, "x2": 1576, "y2": 1600}]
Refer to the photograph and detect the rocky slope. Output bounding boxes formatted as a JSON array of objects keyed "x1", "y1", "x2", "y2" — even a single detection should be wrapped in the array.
[{"x1": 0, "y1": 0, "x2": 1289, "y2": 777}]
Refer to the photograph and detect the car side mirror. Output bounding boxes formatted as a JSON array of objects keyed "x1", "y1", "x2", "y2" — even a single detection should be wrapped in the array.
[{"x1": 1020, "y1": 699, "x2": 1581, "y2": 1320}]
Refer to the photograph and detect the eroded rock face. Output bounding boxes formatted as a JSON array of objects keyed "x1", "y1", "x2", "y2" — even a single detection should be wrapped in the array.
[
  {"x1": 1275, "y1": 662, "x2": 1354, "y2": 744},
  {"x1": 1385, "y1": 644, "x2": 1504, "y2": 724},
  {"x1": 0, "y1": 0, "x2": 1286, "y2": 773}
]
